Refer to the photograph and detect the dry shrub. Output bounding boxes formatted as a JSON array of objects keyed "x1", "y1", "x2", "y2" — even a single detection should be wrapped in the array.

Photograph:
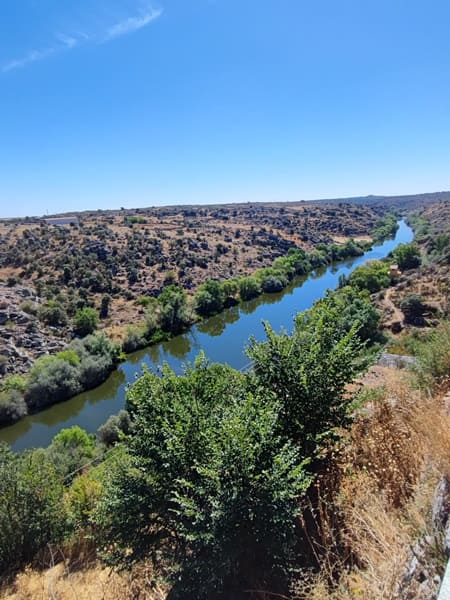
[
  {"x1": 346, "y1": 385, "x2": 424, "y2": 509},
  {"x1": 293, "y1": 375, "x2": 450, "y2": 599}
]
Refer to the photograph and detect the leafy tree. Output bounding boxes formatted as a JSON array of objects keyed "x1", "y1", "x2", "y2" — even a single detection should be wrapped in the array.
[
  {"x1": 100, "y1": 294, "x2": 111, "y2": 318},
  {"x1": 194, "y1": 279, "x2": 225, "y2": 316},
  {"x1": 349, "y1": 260, "x2": 390, "y2": 293},
  {"x1": 46, "y1": 426, "x2": 97, "y2": 481},
  {"x1": 26, "y1": 356, "x2": 82, "y2": 409},
  {"x1": 38, "y1": 300, "x2": 68, "y2": 327},
  {"x1": 393, "y1": 243, "x2": 421, "y2": 270},
  {"x1": 74, "y1": 307, "x2": 99, "y2": 336},
  {"x1": 158, "y1": 285, "x2": 191, "y2": 333},
  {"x1": 97, "y1": 410, "x2": 132, "y2": 446},
  {"x1": 239, "y1": 276, "x2": 261, "y2": 301},
  {"x1": 247, "y1": 301, "x2": 367, "y2": 454},
  {"x1": 221, "y1": 278, "x2": 239, "y2": 306},
  {"x1": 0, "y1": 444, "x2": 67, "y2": 574},
  {"x1": 400, "y1": 294, "x2": 426, "y2": 324},
  {"x1": 96, "y1": 359, "x2": 310, "y2": 598},
  {"x1": 0, "y1": 389, "x2": 27, "y2": 425}
]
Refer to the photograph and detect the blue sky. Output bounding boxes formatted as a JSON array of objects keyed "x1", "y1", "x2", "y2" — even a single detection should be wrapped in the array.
[{"x1": 1, "y1": 0, "x2": 449, "y2": 217}]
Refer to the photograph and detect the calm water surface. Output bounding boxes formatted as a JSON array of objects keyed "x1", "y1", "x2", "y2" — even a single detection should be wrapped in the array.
[{"x1": 1, "y1": 220, "x2": 413, "y2": 451}]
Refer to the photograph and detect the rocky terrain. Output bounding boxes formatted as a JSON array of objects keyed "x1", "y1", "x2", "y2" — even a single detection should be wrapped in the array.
[
  {"x1": 0, "y1": 200, "x2": 388, "y2": 376},
  {"x1": 0, "y1": 284, "x2": 66, "y2": 376}
]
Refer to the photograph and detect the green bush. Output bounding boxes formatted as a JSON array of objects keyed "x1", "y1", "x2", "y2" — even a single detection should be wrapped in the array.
[
  {"x1": 248, "y1": 300, "x2": 367, "y2": 452},
  {"x1": 26, "y1": 356, "x2": 82, "y2": 409},
  {"x1": 158, "y1": 285, "x2": 191, "y2": 333},
  {"x1": 400, "y1": 294, "x2": 426, "y2": 325},
  {"x1": 393, "y1": 243, "x2": 421, "y2": 270},
  {"x1": 46, "y1": 426, "x2": 97, "y2": 481},
  {"x1": 194, "y1": 280, "x2": 225, "y2": 316},
  {"x1": 0, "y1": 389, "x2": 28, "y2": 425},
  {"x1": 239, "y1": 276, "x2": 261, "y2": 301},
  {"x1": 96, "y1": 359, "x2": 310, "y2": 597},
  {"x1": 0, "y1": 444, "x2": 67, "y2": 574},
  {"x1": 123, "y1": 324, "x2": 146, "y2": 353},
  {"x1": 38, "y1": 300, "x2": 68, "y2": 327},
  {"x1": 349, "y1": 260, "x2": 390, "y2": 293},
  {"x1": 413, "y1": 320, "x2": 450, "y2": 392},
  {"x1": 73, "y1": 307, "x2": 99, "y2": 336},
  {"x1": 97, "y1": 410, "x2": 131, "y2": 446}
]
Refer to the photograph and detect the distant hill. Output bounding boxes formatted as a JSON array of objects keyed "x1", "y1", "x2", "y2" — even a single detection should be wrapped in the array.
[{"x1": 305, "y1": 191, "x2": 450, "y2": 210}]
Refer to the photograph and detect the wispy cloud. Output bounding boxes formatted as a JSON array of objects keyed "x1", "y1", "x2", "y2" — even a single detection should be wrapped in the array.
[
  {"x1": 105, "y1": 7, "x2": 163, "y2": 41},
  {"x1": 2, "y1": 47, "x2": 56, "y2": 73},
  {"x1": 2, "y1": 4, "x2": 163, "y2": 73}
]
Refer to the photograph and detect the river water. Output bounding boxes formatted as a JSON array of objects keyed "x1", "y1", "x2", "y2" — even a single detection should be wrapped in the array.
[{"x1": 1, "y1": 220, "x2": 413, "y2": 451}]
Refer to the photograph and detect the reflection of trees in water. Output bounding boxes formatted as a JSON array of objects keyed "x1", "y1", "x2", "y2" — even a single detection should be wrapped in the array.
[
  {"x1": 196, "y1": 306, "x2": 240, "y2": 337},
  {"x1": 145, "y1": 344, "x2": 162, "y2": 365},
  {"x1": 162, "y1": 335, "x2": 191, "y2": 361},
  {"x1": 2, "y1": 366, "x2": 129, "y2": 449},
  {"x1": 309, "y1": 266, "x2": 327, "y2": 280}
]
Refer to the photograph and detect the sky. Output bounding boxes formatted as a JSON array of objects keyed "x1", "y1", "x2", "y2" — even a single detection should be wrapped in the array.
[{"x1": 1, "y1": 0, "x2": 450, "y2": 218}]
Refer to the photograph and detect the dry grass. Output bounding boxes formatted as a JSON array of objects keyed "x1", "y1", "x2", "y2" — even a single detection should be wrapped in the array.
[
  {"x1": 3, "y1": 369, "x2": 449, "y2": 600},
  {"x1": 0, "y1": 561, "x2": 167, "y2": 600},
  {"x1": 293, "y1": 371, "x2": 450, "y2": 599}
]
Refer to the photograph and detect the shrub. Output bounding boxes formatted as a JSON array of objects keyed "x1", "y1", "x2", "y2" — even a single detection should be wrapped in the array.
[
  {"x1": 96, "y1": 360, "x2": 310, "y2": 597},
  {"x1": 413, "y1": 320, "x2": 450, "y2": 392},
  {"x1": 349, "y1": 260, "x2": 390, "y2": 293},
  {"x1": 73, "y1": 307, "x2": 99, "y2": 336},
  {"x1": 123, "y1": 325, "x2": 146, "y2": 353},
  {"x1": 26, "y1": 356, "x2": 82, "y2": 409},
  {"x1": 393, "y1": 243, "x2": 421, "y2": 270},
  {"x1": 400, "y1": 294, "x2": 426, "y2": 325},
  {"x1": 1, "y1": 374, "x2": 28, "y2": 394},
  {"x1": 194, "y1": 280, "x2": 225, "y2": 316},
  {"x1": 239, "y1": 276, "x2": 261, "y2": 301},
  {"x1": 0, "y1": 444, "x2": 67, "y2": 574},
  {"x1": 97, "y1": 410, "x2": 132, "y2": 446},
  {"x1": 38, "y1": 300, "x2": 68, "y2": 326},
  {"x1": 158, "y1": 285, "x2": 191, "y2": 333},
  {"x1": 0, "y1": 389, "x2": 27, "y2": 425},
  {"x1": 46, "y1": 426, "x2": 97, "y2": 481}
]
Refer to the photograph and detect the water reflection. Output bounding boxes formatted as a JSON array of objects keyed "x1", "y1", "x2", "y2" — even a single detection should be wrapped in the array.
[
  {"x1": 1, "y1": 220, "x2": 413, "y2": 451},
  {"x1": 196, "y1": 306, "x2": 240, "y2": 336}
]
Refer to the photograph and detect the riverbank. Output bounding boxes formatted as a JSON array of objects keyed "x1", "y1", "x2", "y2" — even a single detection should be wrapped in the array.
[
  {"x1": 0, "y1": 216, "x2": 399, "y2": 431},
  {"x1": 0, "y1": 219, "x2": 413, "y2": 451}
]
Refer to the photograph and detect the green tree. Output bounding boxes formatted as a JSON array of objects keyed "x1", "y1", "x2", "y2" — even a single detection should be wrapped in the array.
[
  {"x1": 194, "y1": 279, "x2": 225, "y2": 316},
  {"x1": 400, "y1": 294, "x2": 426, "y2": 324},
  {"x1": 100, "y1": 294, "x2": 111, "y2": 319},
  {"x1": 96, "y1": 359, "x2": 310, "y2": 598},
  {"x1": 26, "y1": 356, "x2": 82, "y2": 409},
  {"x1": 38, "y1": 300, "x2": 68, "y2": 327},
  {"x1": 74, "y1": 307, "x2": 99, "y2": 336},
  {"x1": 247, "y1": 301, "x2": 367, "y2": 453},
  {"x1": 239, "y1": 276, "x2": 261, "y2": 301},
  {"x1": 0, "y1": 444, "x2": 67, "y2": 574},
  {"x1": 46, "y1": 426, "x2": 97, "y2": 481},
  {"x1": 158, "y1": 285, "x2": 190, "y2": 333},
  {"x1": 393, "y1": 243, "x2": 421, "y2": 270},
  {"x1": 348, "y1": 260, "x2": 390, "y2": 293}
]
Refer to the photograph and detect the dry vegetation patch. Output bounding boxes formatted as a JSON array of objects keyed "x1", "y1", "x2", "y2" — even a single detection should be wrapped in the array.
[{"x1": 293, "y1": 369, "x2": 450, "y2": 600}]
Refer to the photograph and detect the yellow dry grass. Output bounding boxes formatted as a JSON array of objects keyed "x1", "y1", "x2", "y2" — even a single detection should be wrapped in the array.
[
  {"x1": 293, "y1": 371, "x2": 450, "y2": 599},
  {"x1": 1, "y1": 562, "x2": 167, "y2": 600}
]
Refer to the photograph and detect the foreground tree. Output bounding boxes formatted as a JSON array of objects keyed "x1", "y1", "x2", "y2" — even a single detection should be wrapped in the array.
[
  {"x1": 247, "y1": 296, "x2": 368, "y2": 454},
  {"x1": 96, "y1": 358, "x2": 310, "y2": 599},
  {"x1": 0, "y1": 444, "x2": 67, "y2": 574}
]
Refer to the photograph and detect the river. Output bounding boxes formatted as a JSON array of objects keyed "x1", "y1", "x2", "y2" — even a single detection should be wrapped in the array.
[{"x1": 0, "y1": 220, "x2": 413, "y2": 451}]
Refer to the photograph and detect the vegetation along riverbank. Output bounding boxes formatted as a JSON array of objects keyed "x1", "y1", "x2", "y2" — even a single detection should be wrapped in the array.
[
  {"x1": 0, "y1": 205, "x2": 400, "y2": 426},
  {"x1": 1, "y1": 196, "x2": 449, "y2": 598}
]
